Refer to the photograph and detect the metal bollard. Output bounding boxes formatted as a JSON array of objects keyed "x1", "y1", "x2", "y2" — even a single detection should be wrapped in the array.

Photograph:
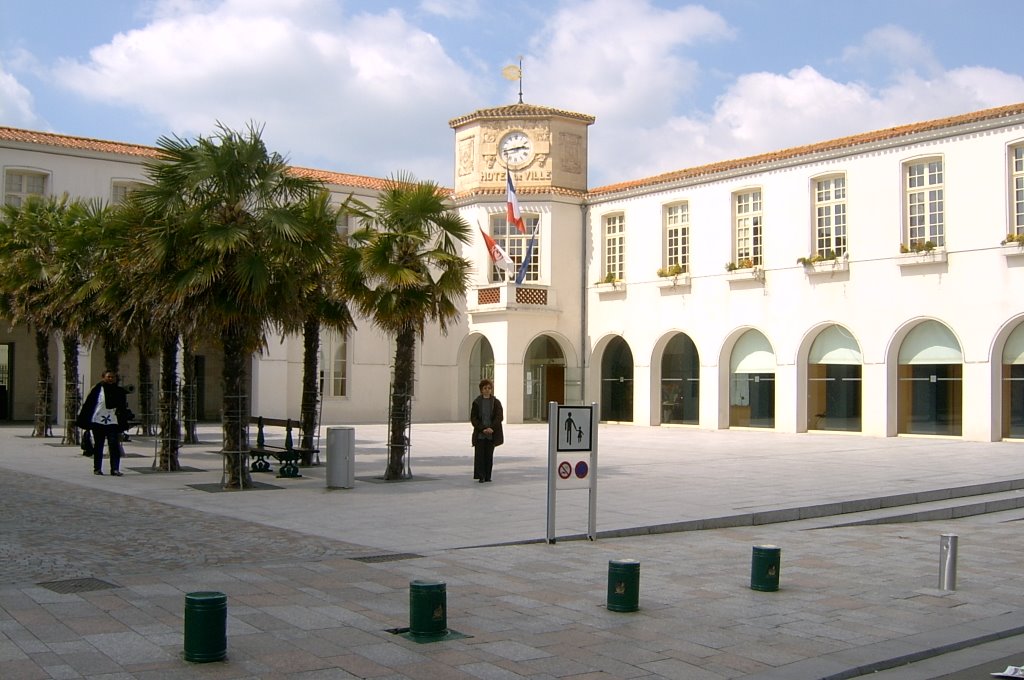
[
  {"x1": 607, "y1": 559, "x2": 640, "y2": 612},
  {"x1": 183, "y1": 591, "x2": 227, "y2": 663},
  {"x1": 939, "y1": 533, "x2": 958, "y2": 591},
  {"x1": 750, "y1": 545, "x2": 781, "y2": 592},
  {"x1": 409, "y1": 580, "x2": 448, "y2": 638}
]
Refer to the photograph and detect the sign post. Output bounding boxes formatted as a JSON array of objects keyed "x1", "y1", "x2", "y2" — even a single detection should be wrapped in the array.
[{"x1": 546, "y1": 402, "x2": 598, "y2": 543}]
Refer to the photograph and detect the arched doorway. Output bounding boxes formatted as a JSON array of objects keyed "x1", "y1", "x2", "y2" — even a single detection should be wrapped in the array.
[
  {"x1": 601, "y1": 337, "x2": 633, "y2": 422},
  {"x1": 897, "y1": 320, "x2": 962, "y2": 436},
  {"x1": 1001, "y1": 321, "x2": 1024, "y2": 438},
  {"x1": 807, "y1": 325, "x2": 862, "y2": 432},
  {"x1": 469, "y1": 336, "x2": 494, "y2": 399},
  {"x1": 730, "y1": 330, "x2": 775, "y2": 428},
  {"x1": 660, "y1": 333, "x2": 699, "y2": 425},
  {"x1": 523, "y1": 335, "x2": 565, "y2": 422}
]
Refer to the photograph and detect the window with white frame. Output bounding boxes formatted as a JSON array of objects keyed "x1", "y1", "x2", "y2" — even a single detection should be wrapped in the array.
[
  {"x1": 336, "y1": 211, "x2": 351, "y2": 239},
  {"x1": 603, "y1": 213, "x2": 625, "y2": 281},
  {"x1": 320, "y1": 331, "x2": 348, "y2": 398},
  {"x1": 4, "y1": 169, "x2": 48, "y2": 207},
  {"x1": 111, "y1": 180, "x2": 144, "y2": 205},
  {"x1": 1012, "y1": 145, "x2": 1024, "y2": 236},
  {"x1": 734, "y1": 189, "x2": 763, "y2": 267},
  {"x1": 489, "y1": 212, "x2": 540, "y2": 282},
  {"x1": 813, "y1": 175, "x2": 847, "y2": 257},
  {"x1": 663, "y1": 202, "x2": 690, "y2": 272},
  {"x1": 905, "y1": 158, "x2": 944, "y2": 248}
]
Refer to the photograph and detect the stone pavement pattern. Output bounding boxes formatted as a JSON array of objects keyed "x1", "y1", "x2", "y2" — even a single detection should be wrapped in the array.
[{"x1": 2, "y1": 423, "x2": 1024, "y2": 678}]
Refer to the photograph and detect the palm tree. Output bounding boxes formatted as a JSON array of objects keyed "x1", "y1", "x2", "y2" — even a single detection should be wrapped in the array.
[
  {"x1": 132, "y1": 123, "x2": 325, "y2": 487},
  {"x1": 0, "y1": 195, "x2": 78, "y2": 436},
  {"x1": 288, "y1": 191, "x2": 357, "y2": 453},
  {"x1": 345, "y1": 174, "x2": 471, "y2": 480}
]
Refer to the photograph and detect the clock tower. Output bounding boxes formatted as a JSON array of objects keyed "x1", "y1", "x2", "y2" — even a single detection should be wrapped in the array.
[
  {"x1": 449, "y1": 102, "x2": 595, "y2": 424},
  {"x1": 448, "y1": 103, "x2": 595, "y2": 194}
]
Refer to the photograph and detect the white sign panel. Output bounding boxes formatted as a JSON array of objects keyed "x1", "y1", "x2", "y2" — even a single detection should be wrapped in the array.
[
  {"x1": 556, "y1": 406, "x2": 593, "y2": 451},
  {"x1": 556, "y1": 453, "x2": 592, "y2": 489}
]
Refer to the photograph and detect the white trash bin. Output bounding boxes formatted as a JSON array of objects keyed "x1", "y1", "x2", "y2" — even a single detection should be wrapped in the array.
[{"x1": 326, "y1": 426, "x2": 355, "y2": 489}]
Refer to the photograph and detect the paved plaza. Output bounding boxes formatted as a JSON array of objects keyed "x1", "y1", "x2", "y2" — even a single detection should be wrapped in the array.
[{"x1": 2, "y1": 421, "x2": 1024, "y2": 678}]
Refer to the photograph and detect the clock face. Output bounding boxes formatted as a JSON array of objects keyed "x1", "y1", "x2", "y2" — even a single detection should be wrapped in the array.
[{"x1": 500, "y1": 131, "x2": 532, "y2": 166}]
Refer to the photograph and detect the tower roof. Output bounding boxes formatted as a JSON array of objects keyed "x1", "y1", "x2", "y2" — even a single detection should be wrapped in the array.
[{"x1": 449, "y1": 103, "x2": 595, "y2": 128}]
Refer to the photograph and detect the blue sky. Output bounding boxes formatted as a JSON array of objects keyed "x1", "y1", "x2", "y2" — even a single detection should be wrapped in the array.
[{"x1": 2, "y1": 0, "x2": 1024, "y2": 187}]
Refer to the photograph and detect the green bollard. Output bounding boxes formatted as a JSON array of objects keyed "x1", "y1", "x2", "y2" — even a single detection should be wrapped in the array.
[
  {"x1": 750, "y1": 545, "x2": 781, "y2": 592},
  {"x1": 607, "y1": 559, "x2": 640, "y2": 612},
  {"x1": 409, "y1": 580, "x2": 447, "y2": 638},
  {"x1": 183, "y1": 591, "x2": 227, "y2": 662}
]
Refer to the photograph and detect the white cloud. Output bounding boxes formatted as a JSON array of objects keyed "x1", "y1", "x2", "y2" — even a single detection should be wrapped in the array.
[
  {"x1": 0, "y1": 64, "x2": 38, "y2": 128},
  {"x1": 594, "y1": 64, "x2": 1024, "y2": 188},
  {"x1": 841, "y1": 25, "x2": 942, "y2": 78},
  {"x1": 419, "y1": 0, "x2": 479, "y2": 19},
  {"x1": 50, "y1": 0, "x2": 481, "y2": 181},
  {"x1": 527, "y1": 0, "x2": 733, "y2": 122}
]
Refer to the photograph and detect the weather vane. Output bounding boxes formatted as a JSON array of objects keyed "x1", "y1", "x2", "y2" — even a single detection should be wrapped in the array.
[{"x1": 502, "y1": 56, "x2": 523, "y2": 104}]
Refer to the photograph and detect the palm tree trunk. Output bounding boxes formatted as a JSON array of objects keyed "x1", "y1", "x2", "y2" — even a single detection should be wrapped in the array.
[
  {"x1": 61, "y1": 333, "x2": 81, "y2": 445},
  {"x1": 221, "y1": 324, "x2": 252, "y2": 489},
  {"x1": 102, "y1": 332, "x2": 122, "y2": 375},
  {"x1": 299, "y1": 317, "x2": 320, "y2": 453},
  {"x1": 182, "y1": 339, "x2": 198, "y2": 444},
  {"x1": 157, "y1": 333, "x2": 180, "y2": 471},
  {"x1": 385, "y1": 326, "x2": 416, "y2": 480},
  {"x1": 137, "y1": 343, "x2": 155, "y2": 436},
  {"x1": 32, "y1": 328, "x2": 52, "y2": 437}
]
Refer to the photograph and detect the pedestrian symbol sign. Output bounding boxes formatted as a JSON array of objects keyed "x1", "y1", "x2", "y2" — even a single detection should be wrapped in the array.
[{"x1": 557, "y1": 406, "x2": 592, "y2": 451}]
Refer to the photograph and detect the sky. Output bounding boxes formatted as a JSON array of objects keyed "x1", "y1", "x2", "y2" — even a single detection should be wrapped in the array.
[{"x1": 2, "y1": 0, "x2": 1024, "y2": 189}]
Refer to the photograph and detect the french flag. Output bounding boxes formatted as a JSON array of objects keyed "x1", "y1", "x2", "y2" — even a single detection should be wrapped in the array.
[
  {"x1": 506, "y1": 173, "x2": 526, "y2": 234},
  {"x1": 515, "y1": 226, "x2": 537, "y2": 286}
]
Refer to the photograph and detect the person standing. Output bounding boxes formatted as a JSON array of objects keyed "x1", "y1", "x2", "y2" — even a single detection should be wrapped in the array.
[
  {"x1": 77, "y1": 370, "x2": 130, "y2": 476},
  {"x1": 470, "y1": 378, "x2": 503, "y2": 483}
]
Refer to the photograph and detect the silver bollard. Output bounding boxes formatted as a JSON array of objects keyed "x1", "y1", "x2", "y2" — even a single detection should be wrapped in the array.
[{"x1": 939, "y1": 533, "x2": 958, "y2": 590}]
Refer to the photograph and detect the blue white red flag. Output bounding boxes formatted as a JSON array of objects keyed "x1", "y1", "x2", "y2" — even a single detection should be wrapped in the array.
[
  {"x1": 515, "y1": 227, "x2": 537, "y2": 286},
  {"x1": 506, "y1": 173, "x2": 526, "y2": 234}
]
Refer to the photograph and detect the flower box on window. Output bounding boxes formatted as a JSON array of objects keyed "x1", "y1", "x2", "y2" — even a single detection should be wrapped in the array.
[
  {"x1": 596, "y1": 280, "x2": 627, "y2": 298},
  {"x1": 897, "y1": 244, "x2": 947, "y2": 267},
  {"x1": 798, "y1": 253, "x2": 848, "y2": 276},
  {"x1": 724, "y1": 260, "x2": 764, "y2": 283},
  {"x1": 655, "y1": 274, "x2": 691, "y2": 290},
  {"x1": 1001, "y1": 234, "x2": 1024, "y2": 259},
  {"x1": 655, "y1": 264, "x2": 690, "y2": 290}
]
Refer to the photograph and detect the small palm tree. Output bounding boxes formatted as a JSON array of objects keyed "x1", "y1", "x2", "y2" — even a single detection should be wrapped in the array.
[
  {"x1": 287, "y1": 191, "x2": 357, "y2": 453},
  {"x1": 345, "y1": 174, "x2": 471, "y2": 480},
  {"x1": 0, "y1": 195, "x2": 82, "y2": 436},
  {"x1": 132, "y1": 123, "x2": 325, "y2": 487}
]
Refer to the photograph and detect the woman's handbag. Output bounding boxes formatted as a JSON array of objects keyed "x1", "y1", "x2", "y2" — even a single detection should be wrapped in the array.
[{"x1": 81, "y1": 430, "x2": 94, "y2": 456}]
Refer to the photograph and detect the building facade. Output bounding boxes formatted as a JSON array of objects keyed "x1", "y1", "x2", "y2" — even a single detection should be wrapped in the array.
[{"x1": 3, "y1": 101, "x2": 1024, "y2": 441}]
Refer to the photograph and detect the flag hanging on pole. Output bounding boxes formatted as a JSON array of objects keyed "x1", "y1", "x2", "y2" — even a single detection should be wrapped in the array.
[
  {"x1": 479, "y1": 224, "x2": 514, "y2": 271},
  {"x1": 506, "y1": 173, "x2": 526, "y2": 234},
  {"x1": 515, "y1": 225, "x2": 537, "y2": 286}
]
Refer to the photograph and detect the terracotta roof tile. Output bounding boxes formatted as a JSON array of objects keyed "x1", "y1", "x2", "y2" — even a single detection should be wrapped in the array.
[
  {"x1": 0, "y1": 126, "x2": 161, "y2": 159},
  {"x1": 589, "y1": 101, "x2": 1024, "y2": 196},
  {"x1": 0, "y1": 126, "x2": 396, "y2": 191},
  {"x1": 449, "y1": 102, "x2": 595, "y2": 128}
]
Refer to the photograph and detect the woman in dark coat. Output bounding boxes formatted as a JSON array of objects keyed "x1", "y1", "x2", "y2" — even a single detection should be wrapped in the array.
[
  {"x1": 77, "y1": 370, "x2": 130, "y2": 476},
  {"x1": 470, "y1": 378, "x2": 503, "y2": 483}
]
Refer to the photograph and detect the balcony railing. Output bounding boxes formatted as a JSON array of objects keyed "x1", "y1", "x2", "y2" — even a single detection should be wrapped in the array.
[{"x1": 469, "y1": 283, "x2": 557, "y2": 314}]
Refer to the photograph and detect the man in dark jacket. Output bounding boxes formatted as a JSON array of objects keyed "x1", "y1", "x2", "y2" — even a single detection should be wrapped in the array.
[{"x1": 77, "y1": 370, "x2": 130, "y2": 476}]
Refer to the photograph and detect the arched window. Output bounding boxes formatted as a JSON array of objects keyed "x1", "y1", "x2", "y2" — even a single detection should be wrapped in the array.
[{"x1": 897, "y1": 321, "x2": 962, "y2": 435}]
